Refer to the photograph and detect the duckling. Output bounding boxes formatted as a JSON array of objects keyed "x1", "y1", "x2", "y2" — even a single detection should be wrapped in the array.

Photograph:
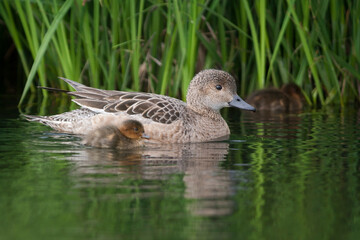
[
  {"x1": 83, "y1": 119, "x2": 148, "y2": 149},
  {"x1": 246, "y1": 83, "x2": 305, "y2": 113}
]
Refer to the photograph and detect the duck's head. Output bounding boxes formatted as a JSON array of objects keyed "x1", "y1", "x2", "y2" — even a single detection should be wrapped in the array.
[
  {"x1": 186, "y1": 69, "x2": 256, "y2": 112},
  {"x1": 118, "y1": 119, "x2": 149, "y2": 140}
]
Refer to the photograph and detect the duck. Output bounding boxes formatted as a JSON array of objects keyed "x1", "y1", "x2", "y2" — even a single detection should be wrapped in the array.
[
  {"x1": 83, "y1": 119, "x2": 148, "y2": 149},
  {"x1": 25, "y1": 69, "x2": 255, "y2": 143},
  {"x1": 246, "y1": 83, "x2": 305, "y2": 113}
]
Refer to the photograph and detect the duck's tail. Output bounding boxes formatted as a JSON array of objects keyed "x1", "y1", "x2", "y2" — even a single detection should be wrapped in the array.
[
  {"x1": 58, "y1": 77, "x2": 90, "y2": 91},
  {"x1": 36, "y1": 77, "x2": 88, "y2": 93},
  {"x1": 22, "y1": 114, "x2": 41, "y2": 121},
  {"x1": 22, "y1": 108, "x2": 98, "y2": 133},
  {"x1": 22, "y1": 113, "x2": 75, "y2": 133},
  {"x1": 37, "y1": 86, "x2": 70, "y2": 93},
  {"x1": 22, "y1": 114, "x2": 56, "y2": 127},
  {"x1": 38, "y1": 77, "x2": 111, "y2": 101}
]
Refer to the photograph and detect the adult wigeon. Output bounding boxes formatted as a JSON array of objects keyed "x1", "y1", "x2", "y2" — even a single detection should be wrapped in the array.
[{"x1": 25, "y1": 69, "x2": 255, "y2": 143}]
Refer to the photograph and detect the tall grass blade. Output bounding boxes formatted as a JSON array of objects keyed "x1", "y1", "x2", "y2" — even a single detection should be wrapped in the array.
[
  {"x1": 19, "y1": 0, "x2": 74, "y2": 106},
  {"x1": 241, "y1": 0, "x2": 263, "y2": 89},
  {"x1": 286, "y1": 0, "x2": 325, "y2": 105},
  {"x1": 0, "y1": 0, "x2": 357, "y2": 107},
  {"x1": 265, "y1": 9, "x2": 291, "y2": 84}
]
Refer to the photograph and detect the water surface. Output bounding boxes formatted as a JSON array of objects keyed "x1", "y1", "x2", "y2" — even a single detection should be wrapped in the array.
[{"x1": 1, "y1": 105, "x2": 360, "y2": 240}]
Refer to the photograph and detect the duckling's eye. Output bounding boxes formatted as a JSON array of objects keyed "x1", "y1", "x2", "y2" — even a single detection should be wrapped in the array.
[
  {"x1": 133, "y1": 127, "x2": 139, "y2": 132},
  {"x1": 215, "y1": 85, "x2": 222, "y2": 90}
]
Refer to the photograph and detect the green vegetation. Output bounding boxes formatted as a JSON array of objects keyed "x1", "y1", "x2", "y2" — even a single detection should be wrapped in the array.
[{"x1": 0, "y1": 0, "x2": 359, "y2": 107}]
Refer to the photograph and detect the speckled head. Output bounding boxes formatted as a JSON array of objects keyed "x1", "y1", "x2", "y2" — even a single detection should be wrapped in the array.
[{"x1": 186, "y1": 69, "x2": 256, "y2": 112}]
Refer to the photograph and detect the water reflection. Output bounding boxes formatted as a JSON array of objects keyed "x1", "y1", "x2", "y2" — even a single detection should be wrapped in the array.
[
  {"x1": 2, "y1": 107, "x2": 360, "y2": 239},
  {"x1": 241, "y1": 111, "x2": 303, "y2": 139},
  {"x1": 67, "y1": 141, "x2": 235, "y2": 217}
]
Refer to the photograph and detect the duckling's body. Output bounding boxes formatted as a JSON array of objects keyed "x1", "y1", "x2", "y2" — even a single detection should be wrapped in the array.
[
  {"x1": 83, "y1": 119, "x2": 147, "y2": 149},
  {"x1": 246, "y1": 83, "x2": 305, "y2": 113},
  {"x1": 25, "y1": 69, "x2": 255, "y2": 143}
]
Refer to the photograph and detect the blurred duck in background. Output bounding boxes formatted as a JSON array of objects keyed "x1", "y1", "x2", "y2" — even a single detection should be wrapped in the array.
[{"x1": 246, "y1": 83, "x2": 305, "y2": 113}]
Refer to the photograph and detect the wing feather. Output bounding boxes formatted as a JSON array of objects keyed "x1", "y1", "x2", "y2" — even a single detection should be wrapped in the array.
[
  {"x1": 115, "y1": 99, "x2": 138, "y2": 112},
  {"x1": 68, "y1": 92, "x2": 106, "y2": 99},
  {"x1": 73, "y1": 99, "x2": 108, "y2": 110},
  {"x1": 61, "y1": 78, "x2": 186, "y2": 124}
]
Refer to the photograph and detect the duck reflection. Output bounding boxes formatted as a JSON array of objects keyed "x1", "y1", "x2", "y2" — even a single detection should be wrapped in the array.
[
  {"x1": 241, "y1": 110, "x2": 303, "y2": 139},
  {"x1": 68, "y1": 141, "x2": 235, "y2": 217},
  {"x1": 180, "y1": 143, "x2": 235, "y2": 216}
]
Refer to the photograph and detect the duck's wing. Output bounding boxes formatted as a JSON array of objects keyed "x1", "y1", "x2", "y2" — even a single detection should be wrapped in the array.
[{"x1": 60, "y1": 77, "x2": 186, "y2": 125}]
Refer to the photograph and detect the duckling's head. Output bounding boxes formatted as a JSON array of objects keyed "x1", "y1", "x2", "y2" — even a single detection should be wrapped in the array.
[
  {"x1": 281, "y1": 83, "x2": 303, "y2": 98},
  {"x1": 281, "y1": 83, "x2": 305, "y2": 110},
  {"x1": 118, "y1": 119, "x2": 148, "y2": 139},
  {"x1": 186, "y1": 69, "x2": 255, "y2": 112}
]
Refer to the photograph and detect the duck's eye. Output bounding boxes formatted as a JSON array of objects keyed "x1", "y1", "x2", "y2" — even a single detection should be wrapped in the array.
[
  {"x1": 133, "y1": 127, "x2": 139, "y2": 132},
  {"x1": 215, "y1": 85, "x2": 222, "y2": 90}
]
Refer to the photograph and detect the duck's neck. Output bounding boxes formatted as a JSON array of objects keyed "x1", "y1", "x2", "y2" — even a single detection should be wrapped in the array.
[
  {"x1": 186, "y1": 105, "x2": 230, "y2": 141},
  {"x1": 188, "y1": 105, "x2": 223, "y2": 121}
]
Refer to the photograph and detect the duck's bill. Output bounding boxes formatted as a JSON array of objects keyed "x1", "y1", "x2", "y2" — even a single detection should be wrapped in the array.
[{"x1": 229, "y1": 95, "x2": 256, "y2": 112}]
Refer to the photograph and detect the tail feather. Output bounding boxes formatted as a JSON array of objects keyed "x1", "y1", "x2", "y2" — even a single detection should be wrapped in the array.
[
  {"x1": 58, "y1": 77, "x2": 88, "y2": 91},
  {"x1": 22, "y1": 114, "x2": 54, "y2": 127},
  {"x1": 37, "y1": 77, "x2": 111, "y2": 101},
  {"x1": 23, "y1": 78, "x2": 112, "y2": 133},
  {"x1": 58, "y1": 77, "x2": 111, "y2": 97},
  {"x1": 22, "y1": 114, "x2": 45, "y2": 121},
  {"x1": 22, "y1": 113, "x2": 71, "y2": 132},
  {"x1": 36, "y1": 77, "x2": 90, "y2": 93},
  {"x1": 37, "y1": 86, "x2": 69, "y2": 93},
  {"x1": 22, "y1": 109, "x2": 98, "y2": 133}
]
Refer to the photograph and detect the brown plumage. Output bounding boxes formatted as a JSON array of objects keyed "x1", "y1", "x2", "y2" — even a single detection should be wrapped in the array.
[
  {"x1": 83, "y1": 119, "x2": 148, "y2": 149},
  {"x1": 246, "y1": 83, "x2": 305, "y2": 113},
  {"x1": 24, "y1": 69, "x2": 256, "y2": 143}
]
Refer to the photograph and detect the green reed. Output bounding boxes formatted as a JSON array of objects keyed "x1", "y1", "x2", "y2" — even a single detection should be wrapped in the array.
[{"x1": 0, "y1": 0, "x2": 358, "y2": 106}]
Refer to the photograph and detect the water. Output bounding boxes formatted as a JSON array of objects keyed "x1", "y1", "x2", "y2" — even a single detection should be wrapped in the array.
[{"x1": 1, "y1": 104, "x2": 360, "y2": 240}]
